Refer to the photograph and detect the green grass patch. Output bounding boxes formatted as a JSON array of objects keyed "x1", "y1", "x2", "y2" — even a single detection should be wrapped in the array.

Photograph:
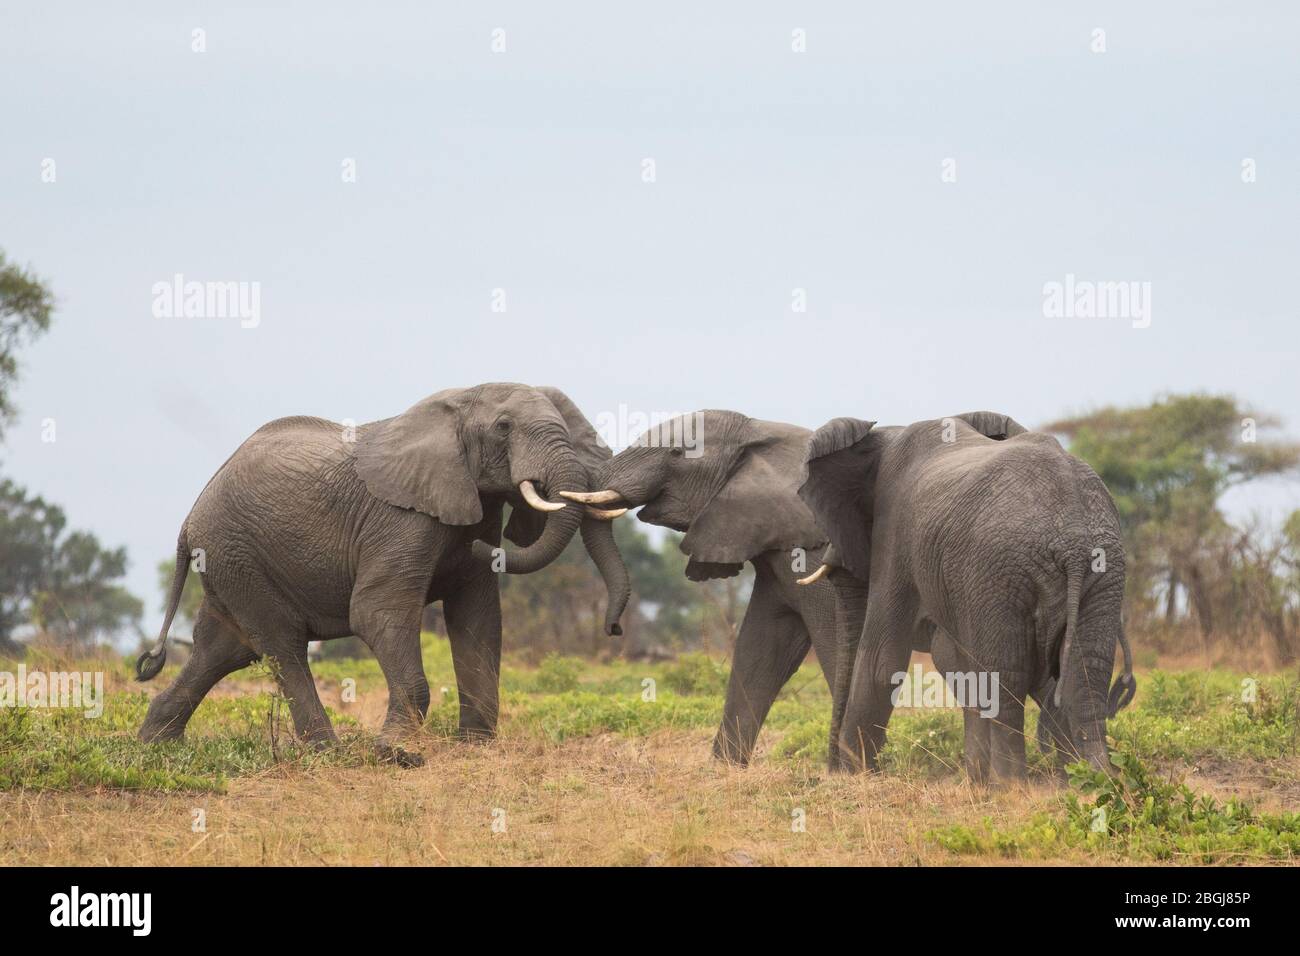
[
  {"x1": 930, "y1": 747, "x2": 1300, "y2": 863},
  {"x1": 0, "y1": 690, "x2": 366, "y2": 794},
  {"x1": 4, "y1": 637, "x2": 1297, "y2": 806}
]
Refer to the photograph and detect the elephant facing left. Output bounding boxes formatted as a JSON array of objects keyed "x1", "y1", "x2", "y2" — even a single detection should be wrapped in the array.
[{"x1": 135, "y1": 383, "x2": 629, "y2": 766}]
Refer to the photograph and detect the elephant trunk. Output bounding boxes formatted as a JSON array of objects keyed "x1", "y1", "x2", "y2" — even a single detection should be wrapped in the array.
[
  {"x1": 827, "y1": 571, "x2": 870, "y2": 772},
  {"x1": 580, "y1": 515, "x2": 630, "y2": 636},
  {"x1": 473, "y1": 438, "x2": 586, "y2": 574}
]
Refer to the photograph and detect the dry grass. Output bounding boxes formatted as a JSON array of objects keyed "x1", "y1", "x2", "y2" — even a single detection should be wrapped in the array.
[
  {"x1": 3, "y1": 642, "x2": 1299, "y2": 866},
  {"x1": 1, "y1": 725, "x2": 1083, "y2": 867}
]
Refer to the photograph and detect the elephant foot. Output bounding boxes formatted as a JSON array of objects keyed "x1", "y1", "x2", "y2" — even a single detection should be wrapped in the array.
[
  {"x1": 710, "y1": 737, "x2": 752, "y2": 767},
  {"x1": 455, "y1": 726, "x2": 497, "y2": 744},
  {"x1": 138, "y1": 715, "x2": 187, "y2": 744},
  {"x1": 375, "y1": 743, "x2": 425, "y2": 768},
  {"x1": 139, "y1": 726, "x2": 183, "y2": 744}
]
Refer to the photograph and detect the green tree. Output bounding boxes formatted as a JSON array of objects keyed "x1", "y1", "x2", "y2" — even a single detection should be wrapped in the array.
[
  {"x1": 0, "y1": 250, "x2": 55, "y2": 439},
  {"x1": 1046, "y1": 394, "x2": 1300, "y2": 643},
  {"x1": 611, "y1": 523, "x2": 752, "y2": 653},
  {"x1": 0, "y1": 479, "x2": 142, "y2": 653},
  {"x1": 0, "y1": 479, "x2": 61, "y2": 654}
]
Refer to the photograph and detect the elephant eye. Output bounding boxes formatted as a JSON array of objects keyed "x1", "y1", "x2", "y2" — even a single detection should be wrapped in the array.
[{"x1": 495, "y1": 419, "x2": 512, "y2": 434}]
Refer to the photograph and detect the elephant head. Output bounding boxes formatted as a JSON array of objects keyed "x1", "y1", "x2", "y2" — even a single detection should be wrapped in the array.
[
  {"x1": 352, "y1": 383, "x2": 629, "y2": 632},
  {"x1": 562, "y1": 410, "x2": 826, "y2": 580},
  {"x1": 523, "y1": 387, "x2": 631, "y2": 635}
]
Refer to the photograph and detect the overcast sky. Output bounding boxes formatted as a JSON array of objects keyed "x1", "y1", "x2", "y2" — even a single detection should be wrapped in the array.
[{"x1": 2, "y1": 1, "x2": 1298, "y2": 617}]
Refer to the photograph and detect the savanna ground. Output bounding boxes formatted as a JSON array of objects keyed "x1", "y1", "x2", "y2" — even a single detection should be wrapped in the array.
[{"x1": 2, "y1": 637, "x2": 1300, "y2": 866}]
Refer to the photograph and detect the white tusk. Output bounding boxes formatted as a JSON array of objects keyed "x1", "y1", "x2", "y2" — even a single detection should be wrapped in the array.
[
  {"x1": 796, "y1": 564, "x2": 830, "y2": 586},
  {"x1": 586, "y1": 506, "x2": 628, "y2": 520},
  {"x1": 519, "y1": 480, "x2": 567, "y2": 512},
  {"x1": 557, "y1": 489, "x2": 623, "y2": 504}
]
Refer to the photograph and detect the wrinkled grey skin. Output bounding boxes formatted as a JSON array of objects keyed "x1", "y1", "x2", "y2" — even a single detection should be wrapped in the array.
[
  {"x1": 592, "y1": 410, "x2": 1027, "y2": 767},
  {"x1": 798, "y1": 413, "x2": 1135, "y2": 782},
  {"x1": 136, "y1": 384, "x2": 629, "y2": 765},
  {"x1": 595, "y1": 411, "x2": 834, "y2": 766}
]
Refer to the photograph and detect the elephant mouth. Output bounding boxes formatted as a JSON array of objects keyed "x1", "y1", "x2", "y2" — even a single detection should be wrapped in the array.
[{"x1": 632, "y1": 491, "x2": 691, "y2": 532}]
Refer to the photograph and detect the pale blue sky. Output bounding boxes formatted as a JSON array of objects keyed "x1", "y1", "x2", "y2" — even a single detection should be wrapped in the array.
[{"x1": 2, "y1": 1, "x2": 1297, "y2": 619}]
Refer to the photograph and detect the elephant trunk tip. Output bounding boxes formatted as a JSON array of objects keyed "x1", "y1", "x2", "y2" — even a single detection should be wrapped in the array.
[{"x1": 606, "y1": 622, "x2": 623, "y2": 637}]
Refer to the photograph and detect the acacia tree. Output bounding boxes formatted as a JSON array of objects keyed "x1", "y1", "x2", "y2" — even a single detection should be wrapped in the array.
[{"x1": 1046, "y1": 394, "x2": 1300, "y2": 649}]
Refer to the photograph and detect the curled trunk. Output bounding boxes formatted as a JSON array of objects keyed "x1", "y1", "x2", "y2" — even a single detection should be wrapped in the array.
[{"x1": 472, "y1": 457, "x2": 586, "y2": 574}]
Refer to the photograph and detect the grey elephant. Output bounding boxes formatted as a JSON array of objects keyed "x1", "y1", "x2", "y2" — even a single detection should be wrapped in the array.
[
  {"x1": 135, "y1": 383, "x2": 629, "y2": 765},
  {"x1": 797, "y1": 413, "x2": 1135, "y2": 782},
  {"x1": 561, "y1": 409, "x2": 1023, "y2": 767}
]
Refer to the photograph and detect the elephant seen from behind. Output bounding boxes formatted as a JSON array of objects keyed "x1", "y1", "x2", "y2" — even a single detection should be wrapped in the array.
[{"x1": 797, "y1": 413, "x2": 1135, "y2": 782}]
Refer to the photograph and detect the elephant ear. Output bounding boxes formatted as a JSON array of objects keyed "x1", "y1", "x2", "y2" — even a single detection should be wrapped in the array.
[
  {"x1": 352, "y1": 390, "x2": 483, "y2": 526},
  {"x1": 681, "y1": 420, "x2": 828, "y2": 573},
  {"x1": 954, "y1": 410, "x2": 1027, "y2": 441},
  {"x1": 796, "y1": 417, "x2": 883, "y2": 581}
]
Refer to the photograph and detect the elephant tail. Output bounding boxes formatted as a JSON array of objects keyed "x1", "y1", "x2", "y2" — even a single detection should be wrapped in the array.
[
  {"x1": 1107, "y1": 625, "x2": 1137, "y2": 717},
  {"x1": 1052, "y1": 559, "x2": 1083, "y2": 708},
  {"x1": 136, "y1": 523, "x2": 190, "y2": 681}
]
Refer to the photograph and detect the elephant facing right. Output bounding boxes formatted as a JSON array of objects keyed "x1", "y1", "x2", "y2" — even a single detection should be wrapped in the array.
[{"x1": 797, "y1": 414, "x2": 1136, "y2": 783}]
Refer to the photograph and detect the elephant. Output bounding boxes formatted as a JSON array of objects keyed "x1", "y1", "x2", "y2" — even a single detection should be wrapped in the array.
[
  {"x1": 563, "y1": 409, "x2": 1024, "y2": 767},
  {"x1": 796, "y1": 413, "x2": 1136, "y2": 782},
  {"x1": 135, "y1": 383, "x2": 630, "y2": 766}
]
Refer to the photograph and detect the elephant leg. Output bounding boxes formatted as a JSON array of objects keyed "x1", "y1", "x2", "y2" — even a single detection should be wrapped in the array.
[
  {"x1": 961, "y1": 708, "x2": 991, "y2": 783},
  {"x1": 987, "y1": 670, "x2": 1028, "y2": 783},
  {"x1": 714, "y1": 583, "x2": 808, "y2": 766},
  {"x1": 930, "y1": 628, "x2": 990, "y2": 782},
  {"x1": 1033, "y1": 682, "x2": 1075, "y2": 771},
  {"x1": 139, "y1": 600, "x2": 257, "y2": 742},
  {"x1": 269, "y1": 645, "x2": 336, "y2": 747},
  {"x1": 351, "y1": 599, "x2": 429, "y2": 767},
  {"x1": 443, "y1": 571, "x2": 502, "y2": 740},
  {"x1": 233, "y1": 600, "x2": 335, "y2": 748},
  {"x1": 838, "y1": 597, "x2": 913, "y2": 772}
]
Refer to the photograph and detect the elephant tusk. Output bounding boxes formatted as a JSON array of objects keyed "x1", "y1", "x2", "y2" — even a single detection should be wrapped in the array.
[
  {"x1": 796, "y1": 564, "x2": 830, "y2": 586},
  {"x1": 557, "y1": 489, "x2": 623, "y2": 505},
  {"x1": 519, "y1": 480, "x2": 567, "y2": 513},
  {"x1": 585, "y1": 506, "x2": 628, "y2": 520}
]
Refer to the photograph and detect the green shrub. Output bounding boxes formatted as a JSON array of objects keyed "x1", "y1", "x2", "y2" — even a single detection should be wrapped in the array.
[
  {"x1": 1142, "y1": 671, "x2": 1212, "y2": 717},
  {"x1": 661, "y1": 653, "x2": 729, "y2": 696},
  {"x1": 930, "y1": 747, "x2": 1300, "y2": 862}
]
